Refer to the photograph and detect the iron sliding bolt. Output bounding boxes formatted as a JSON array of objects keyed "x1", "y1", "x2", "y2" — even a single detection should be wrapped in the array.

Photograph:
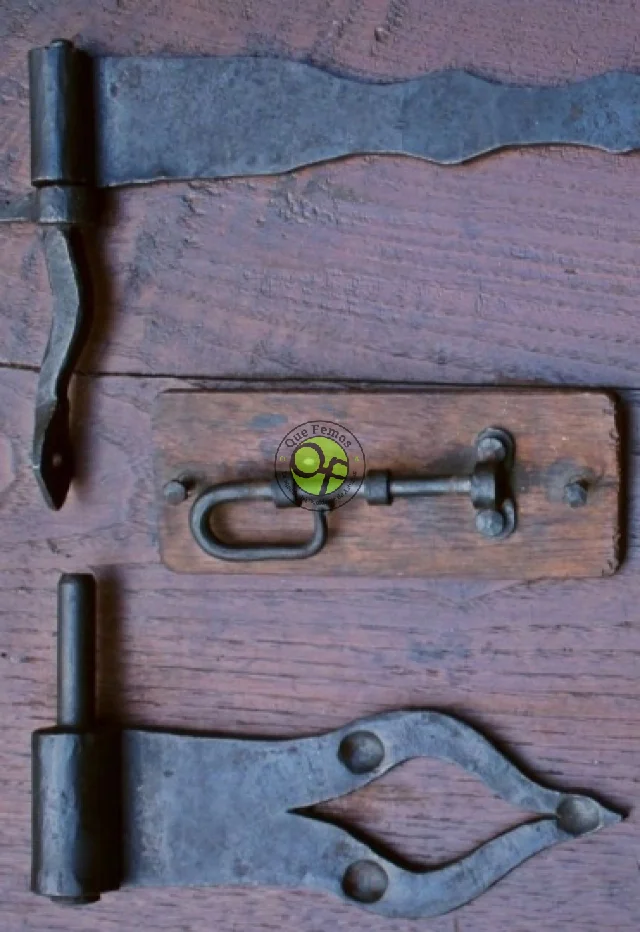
[
  {"x1": 4, "y1": 40, "x2": 640, "y2": 507},
  {"x1": 187, "y1": 427, "x2": 516, "y2": 562},
  {"x1": 32, "y1": 573, "x2": 623, "y2": 915}
]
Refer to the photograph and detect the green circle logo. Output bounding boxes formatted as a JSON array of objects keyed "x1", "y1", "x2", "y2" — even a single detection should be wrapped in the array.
[
  {"x1": 275, "y1": 421, "x2": 365, "y2": 511},
  {"x1": 291, "y1": 437, "x2": 349, "y2": 496}
]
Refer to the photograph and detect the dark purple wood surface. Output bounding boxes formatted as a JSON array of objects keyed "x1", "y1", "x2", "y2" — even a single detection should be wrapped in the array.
[{"x1": 0, "y1": 3, "x2": 639, "y2": 930}]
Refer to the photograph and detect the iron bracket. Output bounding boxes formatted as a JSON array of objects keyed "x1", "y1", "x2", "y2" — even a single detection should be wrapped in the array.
[
  {"x1": 188, "y1": 426, "x2": 516, "y2": 561},
  {"x1": 32, "y1": 574, "x2": 622, "y2": 916},
  {"x1": 3, "y1": 39, "x2": 640, "y2": 507}
]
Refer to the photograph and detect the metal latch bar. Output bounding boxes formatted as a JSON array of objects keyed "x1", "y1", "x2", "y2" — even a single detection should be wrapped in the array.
[{"x1": 188, "y1": 427, "x2": 515, "y2": 561}]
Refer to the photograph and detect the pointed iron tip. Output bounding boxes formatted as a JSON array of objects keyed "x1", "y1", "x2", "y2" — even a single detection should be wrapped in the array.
[{"x1": 32, "y1": 404, "x2": 74, "y2": 511}]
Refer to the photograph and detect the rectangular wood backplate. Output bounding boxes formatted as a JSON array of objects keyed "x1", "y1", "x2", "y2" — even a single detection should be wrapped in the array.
[{"x1": 153, "y1": 390, "x2": 620, "y2": 579}]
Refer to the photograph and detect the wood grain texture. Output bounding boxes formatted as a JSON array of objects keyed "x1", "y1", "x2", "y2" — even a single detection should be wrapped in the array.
[
  {"x1": 0, "y1": 368, "x2": 638, "y2": 931},
  {"x1": 155, "y1": 389, "x2": 620, "y2": 578},
  {"x1": 0, "y1": 1, "x2": 640, "y2": 930}
]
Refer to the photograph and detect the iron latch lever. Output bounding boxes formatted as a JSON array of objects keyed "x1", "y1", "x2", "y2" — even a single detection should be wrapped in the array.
[{"x1": 188, "y1": 427, "x2": 516, "y2": 561}]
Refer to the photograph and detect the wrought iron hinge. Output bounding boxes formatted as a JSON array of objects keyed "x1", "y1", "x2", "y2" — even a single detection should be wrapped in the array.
[
  {"x1": 188, "y1": 426, "x2": 516, "y2": 561},
  {"x1": 32, "y1": 574, "x2": 622, "y2": 915},
  {"x1": 3, "y1": 39, "x2": 640, "y2": 507}
]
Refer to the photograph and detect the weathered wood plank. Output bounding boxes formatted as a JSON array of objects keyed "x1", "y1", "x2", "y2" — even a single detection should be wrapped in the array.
[{"x1": 154, "y1": 389, "x2": 620, "y2": 578}]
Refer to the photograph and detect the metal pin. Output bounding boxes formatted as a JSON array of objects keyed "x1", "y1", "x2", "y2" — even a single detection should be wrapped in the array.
[
  {"x1": 56, "y1": 574, "x2": 96, "y2": 730},
  {"x1": 163, "y1": 478, "x2": 190, "y2": 506}
]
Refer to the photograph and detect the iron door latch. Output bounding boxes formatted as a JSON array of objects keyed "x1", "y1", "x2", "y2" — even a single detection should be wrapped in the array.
[
  {"x1": 3, "y1": 40, "x2": 640, "y2": 507},
  {"x1": 188, "y1": 426, "x2": 516, "y2": 561},
  {"x1": 32, "y1": 574, "x2": 622, "y2": 916}
]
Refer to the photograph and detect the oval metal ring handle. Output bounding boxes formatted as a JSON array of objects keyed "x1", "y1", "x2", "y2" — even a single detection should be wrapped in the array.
[{"x1": 190, "y1": 479, "x2": 328, "y2": 561}]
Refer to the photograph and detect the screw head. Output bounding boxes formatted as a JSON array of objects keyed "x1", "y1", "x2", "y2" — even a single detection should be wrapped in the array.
[
  {"x1": 563, "y1": 479, "x2": 589, "y2": 508},
  {"x1": 163, "y1": 478, "x2": 189, "y2": 505},
  {"x1": 475, "y1": 508, "x2": 506, "y2": 538},
  {"x1": 338, "y1": 731, "x2": 384, "y2": 774},
  {"x1": 342, "y1": 860, "x2": 388, "y2": 904}
]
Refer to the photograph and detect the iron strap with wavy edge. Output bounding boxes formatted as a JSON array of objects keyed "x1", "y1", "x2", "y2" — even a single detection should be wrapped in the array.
[
  {"x1": 96, "y1": 61, "x2": 640, "y2": 183},
  {"x1": 3, "y1": 40, "x2": 640, "y2": 508}
]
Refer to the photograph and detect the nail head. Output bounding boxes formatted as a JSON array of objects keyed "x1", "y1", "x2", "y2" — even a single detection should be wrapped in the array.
[
  {"x1": 563, "y1": 479, "x2": 589, "y2": 508},
  {"x1": 475, "y1": 508, "x2": 505, "y2": 538},
  {"x1": 342, "y1": 860, "x2": 388, "y2": 903},
  {"x1": 163, "y1": 478, "x2": 189, "y2": 505},
  {"x1": 338, "y1": 731, "x2": 384, "y2": 774},
  {"x1": 557, "y1": 795, "x2": 601, "y2": 835}
]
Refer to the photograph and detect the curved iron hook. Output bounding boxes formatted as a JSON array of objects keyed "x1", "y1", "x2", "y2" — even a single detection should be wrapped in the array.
[{"x1": 189, "y1": 479, "x2": 329, "y2": 561}]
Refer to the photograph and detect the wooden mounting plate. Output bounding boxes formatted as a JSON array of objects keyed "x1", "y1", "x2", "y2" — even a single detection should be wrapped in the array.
[{"x1": 153, "y1": 389, "x2": 620, "y2": 578}]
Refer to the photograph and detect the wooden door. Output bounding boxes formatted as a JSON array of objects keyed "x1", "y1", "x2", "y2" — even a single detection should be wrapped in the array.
[{"x1": 0, "y1": 3, "x2": 637, "y2": 930}]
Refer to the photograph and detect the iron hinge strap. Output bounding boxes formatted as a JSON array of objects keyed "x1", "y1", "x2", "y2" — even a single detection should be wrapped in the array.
[
  {"x1": 32, "y1": 575, "x2": 623, "y2": 915},
  {"x1": 3, "y1": 40, "x2": 640, "y2": 508}
]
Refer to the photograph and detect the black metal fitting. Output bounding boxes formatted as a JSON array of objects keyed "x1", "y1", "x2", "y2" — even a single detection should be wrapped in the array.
[
  {"x1": 31, "y1": 575, "x2": 120, "y2": 903},
  {"x1": 187, "y1": 427, "x2": 516, "y2": 562},
  {"x1": 4, "y1": 40, "x2": 640, "y2": 508},
  {"x1": 30, "y1": 573, "x2": 622, "y2": 917},
  {"x1": 1, "y1": 39, "x2": 95, "y2": 509},
  {"x1": 29, "y1": 40, "x2": 95, "y2": 187}
]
